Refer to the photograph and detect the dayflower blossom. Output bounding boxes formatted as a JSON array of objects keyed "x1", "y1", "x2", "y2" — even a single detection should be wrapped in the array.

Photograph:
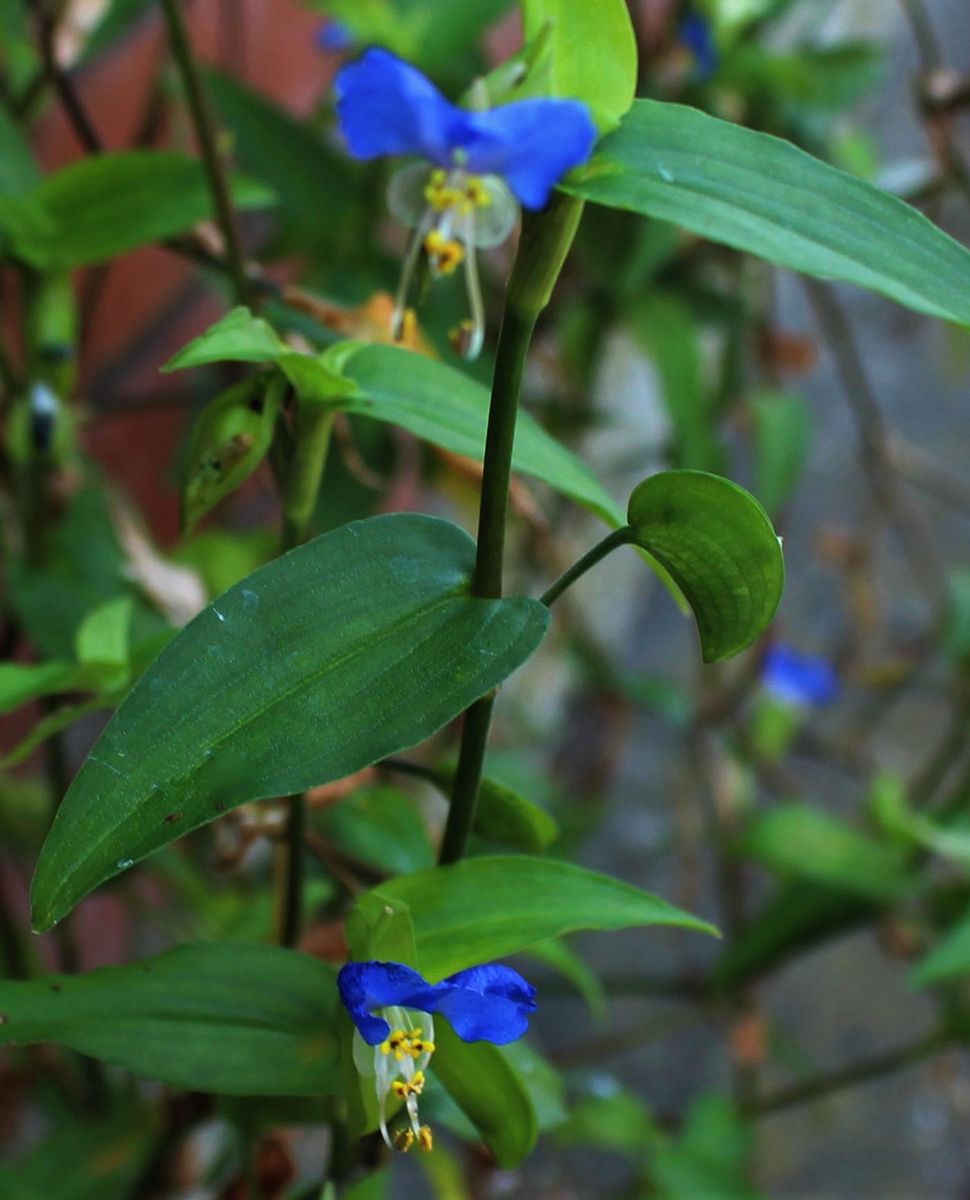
[
  {"x1": 334, "y1": 48, "x2": 597, "y2": 359},
  {"x1": 761, "y1": 644, "x2": 839, "y2": 708},
  {"x1": 338, "y1": 959, "x2": 537, "y2": 1152},
  {"x1": 678, "y1": 11, "x2": 719, "y2": 82}
]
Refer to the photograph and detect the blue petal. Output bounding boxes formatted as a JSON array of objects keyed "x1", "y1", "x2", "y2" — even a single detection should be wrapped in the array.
[
  {"x1": 762, "y1": 645, "x2": 839, "y2": 707},
  {"x1": 337, "y1": 961, "x2": 442, "y2": 1045},
  {"x1": 459, "y1": 99, "x2": 598, "y2": 209},
  {"x1": 334, "y1": 49, "x2": 464, "y2": 165},
  {"x1": 435, "y1": 964, "x2": 537, "y2": 1044}
]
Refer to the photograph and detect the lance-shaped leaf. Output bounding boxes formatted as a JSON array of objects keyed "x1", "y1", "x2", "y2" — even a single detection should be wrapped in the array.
[
  {"x1": 563, "y1": 100, "x2": 970, "y2": 327},
  {"x1": 31, "y1": 516, "x2": 549, "y2": 930},
  {"x1": 627, "y1": 470, "x2": 784, "y2": 662},
  {"x1": 0, "y1": 943, "x2": 341, "y2": 1095},
  {"x1": 351, "y1": 855, "x2": 717, "y2": 981},
  {"x1": 4, "y1": 151, "x2": 272, "y2": 269}
]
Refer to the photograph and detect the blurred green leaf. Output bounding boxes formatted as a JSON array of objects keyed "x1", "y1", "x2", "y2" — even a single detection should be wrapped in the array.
[
  {"x1": 650, "y1": 1094, "x2": 758, "y2": 1200},
  {"x1": 627, "y1": 470, "x2": 784, "y2": 662},
  {"x1": 0, "y1": 1111, "x2": 152, "y2": 1200},
  {"x1": 0, "y1": 105, "x2": 39, "y2": 195},
  {"x1": 0, "y1": 944, "x2": 342, "y2": 1094},
  {"x1": 632, "y1": 292, "x2": 720, "y2": 471},
  {"x1": 318, "y1": 785, "x2": 435, "y2": 875},
  {"x1": 354, "y1": 855, "x2": 717, "y2": 980},
  {"x1": 558, "y1": 1085, "x2": 655, "y2": 1155},
  {"x1": 722, "y1": 42, "x2": 884, "y2": 112},
  {"x1": 751, "y1": 389, "x2": 812, "y2": 515},
  {"x1": 911, "y1": 904, "x2": 970, "y2": 987},
  {"x1": 523, "y1": 938, "x2": 607, "y2": 1023},
  {"x1": 564, "y1": 100, "x2": 970, "y2": 327},
  {"x1": 3, "y1": 152, "x2": 273, "y2": 269},
  {"x1": 74, "y1": 596, "x2": 133, "y2": 669},
  {"x1": 738, "y1": 803, "x2": 913, "y2": 900},
  {"x1": 944, "y1": 569, "x2": 970, "y2": 664},
  {"x1": 521, "y1": 0, "x2": 637, "y2": 131},
  {"x1": 432, "y1": 1020, "x2": 538, "y2": 1167},
  {"x1": 31, "y1": 515, "x2": 548, "y2": 930}
]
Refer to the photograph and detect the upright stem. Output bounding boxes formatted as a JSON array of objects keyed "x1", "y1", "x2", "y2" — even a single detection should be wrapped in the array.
[
  {"x1": 275, "y1": 402, "x2": 335, "y2": 946},
  {"x1": 439, "y1": 192, "x2": 584, "y2": 865},
  {"x1": 159, "y1": 0, "x2": 251, "y2": 307}
]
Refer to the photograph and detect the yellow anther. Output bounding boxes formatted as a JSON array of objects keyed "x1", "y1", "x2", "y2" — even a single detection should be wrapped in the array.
[
  {"x1": 392, "y1": 1070, "x2": 426, "y2": 1099},
  {"x1": 410, "y1": 1037, "x2": 434, "y2": 1057},
  {"x1": 424, "y1": 231, "x2": 465, "y2": 275},
  {"x1": 394, "y1": 1129, "x2": 415, "y2": 1153},
  {"x1": 418, "y1": 1125, "x2": 434, "y2": 1152},
  {"x1": 381, "y1": 1029, "x2": 410, "y2": 1059},
  {"x1": 464, "y1": 177, "x2": 491, "y2": 208}
]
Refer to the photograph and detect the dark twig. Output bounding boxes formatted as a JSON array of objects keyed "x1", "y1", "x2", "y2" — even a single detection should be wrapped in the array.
[
  {"x1": 30, "y1": 0, "x2": 103, "y2": 153},
  {"x1": 747, "y1": 1028, "x2": 947, "y2": 1116},
  {"x1": 159, "y1": 0, "x2": 251, "y2": 307},
  {"x1": 803, "y1": 278, "x2": 946, "y2": 618}
]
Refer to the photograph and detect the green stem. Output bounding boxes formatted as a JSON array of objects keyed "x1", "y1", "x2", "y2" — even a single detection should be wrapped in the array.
[
  {"x1": 281, "y1": 408, "x2": 336, "y2": 552},
  {"x1": 439, "y1": 191, "x2": 584, "y2": 866},
  {"x1": 540, "y1": 526, "x2": 634, "y2": 608},
  {"x1": 159, "y1": 0, "x2": 251, "y2": 307},
  {"x1": 275, "y1": 403, "x2": 335, "y2": 947}
]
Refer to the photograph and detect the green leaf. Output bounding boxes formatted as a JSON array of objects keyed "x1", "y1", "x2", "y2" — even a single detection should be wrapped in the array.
[
  {"x1": 0, "y1": 1111, "x2": 152, "y2": 1200},
  {"x1": 432, "y1": 1020, "x2": 538, "y2": 1167},
  {"x1": 164, "y1": 317, "x2": 623, "y2": 527},
  {"x1": 6, "y1": 152, "x2": 273, "y2": 269},
  {"x1": 911, "y1": 904, "x2": 970, "y2": 986},
  {"x1": 0, "y1": 943, "x2": 341, "y2": 1094},
  {"x1": 429, "y1": 767, "x2": 558, "y2": 853},
  {"x1": 521, "y1": 0, "x2": 637, "y2": 131},
  {"x1": 31, "y1": 515, "x2": 548, "y2": 930},
  {"x1": 0, "y1": 660, "x2": 79, "y2": 715},
  {"x1": 353, "y1": 855, "x2": 717, "y2": 980},
  {"x1": 181, "y1": 376, "x2": 283, "y2": 530},
  {"x1": 163, "y1": 306, "x2": 287, "y2": 371},
  {"x1": 523, "y1": 938, "x2": 607, "y2": 1022},
  {"x1": 750, "y1": 389, "x2": 811, "y2": 515},
  {"x1": 564, "y1": 100, "x2": 970, "y2": 327},
  {"x1": 74, "y1": 596, "x2": 133, "y2": 668},
  {"x1": 0, "y1": 105, "x2": 40, "y2": 195},
  {"x1": 339, "y1": 344, "x2": 622, "y2": 526},
  {"x1": 627, "y1": 470, "x2": 784, "y2": 662},
  {"x1": 631, "y1": 293, "x2": 720, "y2": 471},
  {"x1": 318, "y1": 785, "x2": 435, "y2": 875},
  {"x1": 737, "y1": 803, "x2": 913, "y2": 901}
]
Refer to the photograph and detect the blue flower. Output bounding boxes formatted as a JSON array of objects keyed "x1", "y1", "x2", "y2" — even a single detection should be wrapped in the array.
[
  {"x1": 338, "y1": 958, "x2": 537, "y2": 1152},
  {"x1": 762, "y1": 645, "x2": 839, "y2": 707},
  {"x1": 335, "y1": 49, "x2": 596, "y2": 210},
  {"x1": 316, "y1": 21, "x2": 355, "y2": 54},
  {"x1": 678, "y1": 12, "x2": 719, "y2": 82},
  {"x1": 333, "y1": 49, "x2": 597, "y2": 358}
]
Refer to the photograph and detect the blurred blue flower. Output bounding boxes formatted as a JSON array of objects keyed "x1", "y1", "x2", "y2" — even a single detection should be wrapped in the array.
[
  {"x1": 762, "y1": 645, "x2": 839, "y2": 707},
  {"x1": 315, "y1": 20, "x2": 354, "y2": 54},
  {"x1": 339, "y1": 958, "x2": 536, "y2": 1153},
  {"x1": 333, "y1": 48, "x2": 597, "y2": 359},
  {"x1": 678, "y1": 11, "x2": 719, "y2": 81}
]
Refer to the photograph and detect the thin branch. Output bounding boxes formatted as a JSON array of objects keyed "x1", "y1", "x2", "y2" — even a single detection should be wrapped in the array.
[
  {"x1": 159, "y1": 0, "x2": 251, "y2": 306},
  {"x1": 29, "y1": 0, "x2": 103, "y2": 153},
  {"x1": 802, "y1": 278, "x2": 946, "y2": 618},
  {"x1": 747, "y1": 1028, "x2": 946, "y2": 1116}
]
